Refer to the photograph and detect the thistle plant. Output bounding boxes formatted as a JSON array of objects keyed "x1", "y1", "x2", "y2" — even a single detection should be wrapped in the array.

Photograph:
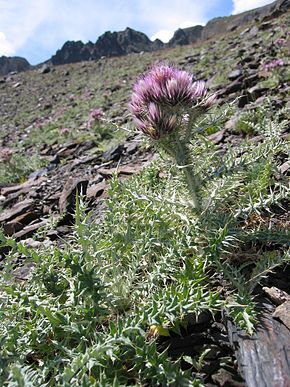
[{"x1": 129, "y1": 64, "x2": 215, "y2": 212}]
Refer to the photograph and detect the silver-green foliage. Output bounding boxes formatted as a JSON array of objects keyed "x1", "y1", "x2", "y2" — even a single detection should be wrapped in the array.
[
  {"x1": 0, "y1": 109, "x2": 289, "y2": 385},
  {"x1": 1, "y1": 168, "x2": 218, "y2": 386}
]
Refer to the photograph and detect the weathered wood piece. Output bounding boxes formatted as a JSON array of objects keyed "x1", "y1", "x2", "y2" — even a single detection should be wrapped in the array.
[{"x1": 226, "y1": 298, "x2": 290, "y2": 387}]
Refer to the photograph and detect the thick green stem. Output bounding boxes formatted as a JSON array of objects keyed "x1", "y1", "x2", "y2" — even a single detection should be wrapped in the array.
[
  {"x1": 183, "y1": 163, "x2": 201, "y2": 213},
  {"x1": 174, "y1": 138, "x2": 201, "y2": 213}
]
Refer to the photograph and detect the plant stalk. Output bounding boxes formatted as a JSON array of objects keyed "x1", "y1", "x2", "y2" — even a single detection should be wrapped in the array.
[{"x1": 174, "y1": 137, "x2": 201, "y2": 213}]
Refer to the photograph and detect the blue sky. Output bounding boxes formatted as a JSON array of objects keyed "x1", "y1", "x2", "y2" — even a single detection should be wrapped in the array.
[{"x1": 0, "y1": 0, "x2": 275, "y2": 65}]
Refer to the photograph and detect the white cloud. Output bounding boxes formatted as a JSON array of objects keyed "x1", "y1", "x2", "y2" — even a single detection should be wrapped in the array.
[
  {"x1": 0, "y1": 32, "x2": 14, "y2": 56},
  {"x1": 151, "y1": 30, "x2": 174, "y2": 43},
  {"x1": 0, "y1": 0, "x2": 51, "y2": 56},
  {"x1": 150, "y1": 20, "x2": 204, "y2": 43},
  {"x1": 232, "y1": 0, "x2": 275, "y2": 14},
  {"x1": 179, "y1": 20, "x2": 200, "y2": 29},
  {"x1": 146, "y1": 0, "x2": 216, "y2": 43}
]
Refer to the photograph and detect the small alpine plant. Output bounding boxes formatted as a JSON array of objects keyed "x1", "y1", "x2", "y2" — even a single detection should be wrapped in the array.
[{"x1": 129, "y1": 64, "x2": 215, "y2": 212}]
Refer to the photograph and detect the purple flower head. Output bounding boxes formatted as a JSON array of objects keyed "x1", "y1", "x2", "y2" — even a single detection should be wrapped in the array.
[
  {"x1": 263, "y1": 59, "x2": 284, "y2": 71},
  {"x1": 87, "y1": 108, "x2": 104, "y2": 129},
  {"x1": 274, "y1": 38, "x2": 286, "y2": 46},
  {"x1": 90, "y1": 108, "x2": 104, "y2": 120},
  {"x1": 129, "y1": 64, "x2": 214, "y2": 139}
]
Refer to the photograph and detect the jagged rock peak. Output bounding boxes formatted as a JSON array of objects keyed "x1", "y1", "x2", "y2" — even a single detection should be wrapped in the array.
[
  {"x1": 51, "y1": 27, "x2": 163, "y2": 65},
  {"x1": 168, "y1": 25, "x2": 204, "y2": 47}
]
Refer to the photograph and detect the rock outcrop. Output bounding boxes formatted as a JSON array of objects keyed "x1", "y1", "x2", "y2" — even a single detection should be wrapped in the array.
[
  {"x1": 168, "y1": 26, "x2": 203, "y2": 46},
  {"x1": 51, "y1": 27, "x2": 163, "y2": 65},
  {"x1": 0, "y1": 56, "x2": 31, "y2": 76},
  {"x1": 50, "y1": 41, "x2": 93, "y2": 65}
]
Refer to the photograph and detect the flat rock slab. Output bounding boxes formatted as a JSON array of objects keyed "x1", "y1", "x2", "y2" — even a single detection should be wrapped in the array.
[
  {"x1": 0, "y1": 199, "x2": 35, "y2": 223},
  {"x1": 14, "y1": 220, "x2": 47, "y2": 240},
  {"x1": 97, "y1": 164, "x2": 145, "y2": 177},
  {"x1": 226, "y1": 298, "x2": 290, "y2": 387},
  {"x1": 0, "y1": 177, "x2": 46, "y2": 196},
  {"x1": 3, "y1": 210, "x2": 40, "y2": 236},
  {"x1": 59, "y1": 177, "x2": 89, "y2": 214}
]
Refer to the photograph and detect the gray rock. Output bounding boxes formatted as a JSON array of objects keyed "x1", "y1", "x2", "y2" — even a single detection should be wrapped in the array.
[
  {"x1": 39, "y1": 64, "x2": 51, "y2": 74},
  {"x1": 228, "y1": 69, "x2": 242, "y2": 80},
  {"x1": 273, "y1": 301, "x2": 290, "y2": 330}
]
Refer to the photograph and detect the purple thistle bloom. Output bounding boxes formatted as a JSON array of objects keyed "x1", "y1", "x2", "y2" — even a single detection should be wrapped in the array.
[
  {"x1": 129, "y1": 64, "x2": 215, "y2": 139},
  {"x1": 90, "y1": 108, "x2": 104, "y2": 120},
  {"x1": 87, "y1": 107, "x2": 104, "y2": 129},
  {"x1": 263, "y1": 59, "x2": 285, "y2": 71},
  {"x1": 274, "y1": 38, "x2": 286, "y2": 46}
]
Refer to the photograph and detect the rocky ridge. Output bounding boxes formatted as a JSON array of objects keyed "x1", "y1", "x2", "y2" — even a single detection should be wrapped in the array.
[
  {"x1": 1, "y1": 0, "x2": 288, "y2": 74},
  {"x1": 49, "y1": 0, "x2": 289, "y2": 65},
  {"x1": 50, "y1": 27, "x2": 163, "y2": 65}
]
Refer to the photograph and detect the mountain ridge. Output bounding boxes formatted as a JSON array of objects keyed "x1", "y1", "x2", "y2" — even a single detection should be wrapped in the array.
[{"x1": 0, "y1": 0, "x2": 288, "y2": 75}]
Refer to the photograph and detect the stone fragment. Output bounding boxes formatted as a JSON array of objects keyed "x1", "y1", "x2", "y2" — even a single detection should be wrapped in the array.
[
  {"x1": 279, "y1": 161, "x2": 290, "y2": 174},
  {"x1": 28, "y1": 167, "x2": 49, "y2": 180},
  {"x1": 273, "y1": 301, "x2": 290, "y2": 330},
  {"x1": 0, "y1": 177, "x2": 46, "y2": 196},
  {"x1": 211, "y1": 367, "x2": 245, "y2": 386},
  {"x1": 222, "y1": 80, "x2": 243, "y2": 95},
  {"x1": 12, "y1": 82, "x2": 21, "y2": 88},
  {"x1": 259, "y1": 22, "x2": 272, "y2": 31},
  {"x1": 228, "y1": 69, "x2": 241, "y2": 80},
  {"x1": 13, "y1": 262, "x2": 36, "y2": 281},
  {"x1": 87, "y1": 181, "x2": 107, "y2": 199},
  {"x1": 240, "y1": 28, "x2": 250, "y2": 36},
  {"x1": 248, "y1": 84, "x2": 269, "y2": 99},
  {"x1": 263, "y1": 286, "x2": 290, "y2": 305},
  {"x1": 39, "y1": 64, "x2": 51, "y2": 74},
  {"x1": 125, "y1": 141, "x2": 139, "y2": 155},
  {"x1": 102, "y1": 144, "x2": 124, "y2": 162},
  {"x1": 0, "y1": 199, "x2": 34, "y2": 223},
  {"x1": 243, "y1": 73, "x2": 259, "y2": 87},
  {"x1": 59, "y1": 177, "x2": 89, "y2": 214},
  {"x1": 207, "y1": 129, "x2": 225, "y2": 144},
  {"x1": 224, "y1": 114, "x2": 240, "y2": 131},
  {"x1": 56, "y1": 141, "x2": 79, "y2": 158},
  {"x1": 14, "y1": 220, "x2": 47, "y2": 240},
  {"x1": 3, "y1": 211, "x2": 40, "y2": 236},
  {"x1": 21, "y1": 238, "x2": 52, "y2": 249}
]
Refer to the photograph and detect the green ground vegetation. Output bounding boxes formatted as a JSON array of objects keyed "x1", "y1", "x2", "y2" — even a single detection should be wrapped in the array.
[{"x1": 0, "y1": 109, "x2": 289, "y2": 386}]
